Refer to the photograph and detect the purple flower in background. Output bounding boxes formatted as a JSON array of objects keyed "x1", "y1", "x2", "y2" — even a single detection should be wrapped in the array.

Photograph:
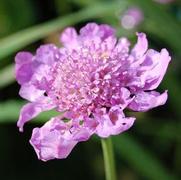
[
  {"x1": 15, "y1": 23, "x2": 171, "y2": 161},
  {"x1": 121, "y1": 7, "x2": 144, "y2": 30}
]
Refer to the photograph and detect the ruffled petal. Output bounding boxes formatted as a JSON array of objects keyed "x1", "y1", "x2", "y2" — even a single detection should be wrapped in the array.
[
  {"x1": 101, "y1": 36, "x2": 117, "y2": 51},
  {"x1": 15, "y1": 52, "x2": 34, "y2": 85},
  {"x1": 35, "y1": 44, "x2": 60, "y2": 65},
  {"x1": 17, "y1": 98, "x2": 55, "y2": 132},
  {"x1": 115, "y1": 37, "x2": 130, "y2": 53},
  {"x1": 142, "y1": 49, "x2": 171, "y2": 90},
  {"x1": 131, "y1": 32, "x2": 148, "y2": 58},
  {"x1": 94, "y1": 106, "x2": 135, "y2": 138},
  {"x1": 70, "y1": 118, "x2": 96, "y2": 141},
  {"x1": 128, "y1": 90, "x2": 168, "y2": 112},
  {"x1": 19, "y1": 84, "x2": 45, "y2": 102},
  {"x1": 60, "y1": 27, "x2": 78, "y2": 49},
  {"x1": 29, "y1": 117, "x2": 94, "y2": 161},
  {"x1": 30, "y1": 45, "x2": 61, "y2": 89},
  {"x1": 30, "y1": 118, "x2": 77, "y2": 161},
  {"x1": 80, "y1": 23, "x2": 100, "y2": 37},
  {"x1": 80, "y1": 23, "x2": 115, "y2": 40},
  {"x1": 110, "y1": 87, "x2": 133, "y2": 109},
  {"x1": 126, "y1": 48, "x2": 171, "y2": 92},
  {"x1": 99, "y1": 24, "x2": 115, "y2": 39}
]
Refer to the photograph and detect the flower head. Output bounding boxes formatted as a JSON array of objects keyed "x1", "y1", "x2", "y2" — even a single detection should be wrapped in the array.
[{"x1": 15, "y1": 23, "x2": 171, "y2": 161}]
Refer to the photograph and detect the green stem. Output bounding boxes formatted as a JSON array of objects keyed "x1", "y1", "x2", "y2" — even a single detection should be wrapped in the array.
[{"x1": 101, "y1": 137, "x2": 117, "y2": 180}]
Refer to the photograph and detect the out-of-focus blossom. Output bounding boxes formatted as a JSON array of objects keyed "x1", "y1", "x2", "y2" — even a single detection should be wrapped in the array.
[
  {"x1": 121, "y1": 7, "x2": 144, "y2": 30},
  {"x1": 15, "y1": 23, "x2": 171, "y2": 161},
  {"x1": 153, "y1": 0, "x2": 174, "y2": 4}
]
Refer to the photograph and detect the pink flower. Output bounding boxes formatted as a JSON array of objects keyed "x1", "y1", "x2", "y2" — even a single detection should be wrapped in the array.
[
  {"x1": 15, "y1": 23, "x2": 171, "y2": 161},
  {"x1": 121, "y1": 7, "x2": 144, "y2": 29}
]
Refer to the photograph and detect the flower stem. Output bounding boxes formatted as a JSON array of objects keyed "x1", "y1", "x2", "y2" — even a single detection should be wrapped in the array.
[{"x1": 101, "y1": 137, "x2": 117, "y2": 180}]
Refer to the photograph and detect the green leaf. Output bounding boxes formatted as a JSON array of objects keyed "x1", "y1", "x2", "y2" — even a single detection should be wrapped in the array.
[
  {"x1": 0, "y1": 0, "x2": 35, "y2": 37},
  {"x1": 0, "y1": 1, "x2": 124, "y2": 60},
  {"x1": 113, "y1": 134, "x2": 178, "y2": 180},
  {"x1": 0, "y1": 64, "x2": 14, "y2": 88},
  {"x1": 0, "y1": 101, "x2": 24, "y2": 122},
  {"x1": 136, "y1": 118, "x2": 180, "y2": 140}
]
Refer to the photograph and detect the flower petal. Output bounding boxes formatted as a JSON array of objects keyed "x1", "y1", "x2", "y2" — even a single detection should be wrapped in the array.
[
  {"x1": 94, "y1": 107, "x2": 135, "y2": 138},
  {"x1": 142, "y1": 49, "x2": 171, "y2": 90},
  {"x1": 128, "y1": 90, "x2": 168, "y2": 112},
  {"x1": 19, "y1": 84, "x2": 45, "y2": 102},
  {"x1": 115, "y1": 37, "x2": 130, "y2": 53},
  {"x1": 17, "y1": 98, "x2": 55, "y2": 132},
  {"x1": 15, "y1": 52, "x2": 34, "y2": 85},
  {"x1": 35, "y1": 44, "x2": 60, "y2": 65},
  {"x1": 99, "y1": 24, "x2": 115, "y2": 39},
  {"x1": 126, "y1": 48, "x2": 171, "y2": 92},
  {"x1": 29, "y1": 117, "x2": 95, "y2": 161},
  {"x1": 131, "y1": 32, "x2": 148, "y2": 58},
  {"x1": 60, "y1": 27, "x2": 78, "y2": 49},
  {"x1": 30, "y1": 118, "x2": 77, "y2": 161},
  {"x1": 80, "y1": 23, "x2": 115, "y2": 40}
]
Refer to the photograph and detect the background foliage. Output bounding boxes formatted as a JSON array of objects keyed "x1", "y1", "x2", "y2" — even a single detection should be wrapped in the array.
[{"x1": 0, "y1": 0, "x2": 181, "y2": 179}]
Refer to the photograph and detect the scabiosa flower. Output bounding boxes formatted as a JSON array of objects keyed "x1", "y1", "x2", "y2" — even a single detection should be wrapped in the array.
[
  {"x1": 120, "y1": 7, "x2": 144, "y2": 30},
  {"x1": 15, "y1": 23, "x2": 171, "y2": 161}
]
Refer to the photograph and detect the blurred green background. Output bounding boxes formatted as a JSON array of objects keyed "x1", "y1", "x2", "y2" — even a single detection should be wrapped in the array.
[{"x1": 0, "y1": 0, "x2": 181, "y2": 179}]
